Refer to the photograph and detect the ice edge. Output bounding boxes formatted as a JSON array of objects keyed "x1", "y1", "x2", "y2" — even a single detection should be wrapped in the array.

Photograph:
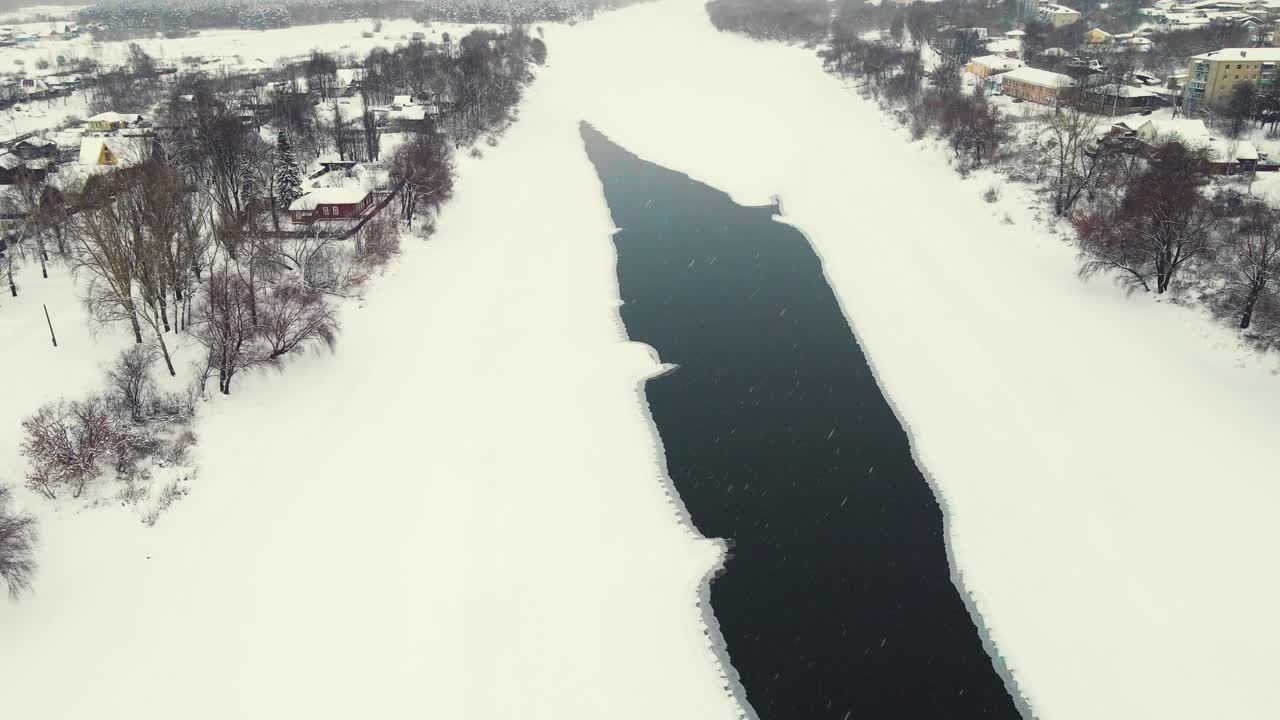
[{"x1": 772, "y1": 209, "x2": 1040, "y2": 720}]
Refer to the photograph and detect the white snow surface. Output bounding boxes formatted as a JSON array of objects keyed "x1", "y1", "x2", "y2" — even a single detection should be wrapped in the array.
[{"x1": 3, "y1": 0, "x2": 1280, "y2": 718}]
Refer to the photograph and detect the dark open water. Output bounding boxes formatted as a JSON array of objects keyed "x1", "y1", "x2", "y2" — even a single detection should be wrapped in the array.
[{"x1": 582, "y1": 124, "x2": 1023, "y2": 720}]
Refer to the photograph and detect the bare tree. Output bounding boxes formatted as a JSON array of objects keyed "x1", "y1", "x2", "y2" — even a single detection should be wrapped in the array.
[
  {"x1": 1213, "y1": 201, "x2": 1280, "y2": 329},
  {"x1": 359, "y1": 86, "x2": 381, "y2": 162},
  {"x1": 391, "y1": 131, "x2": 454, "y2": 227},
  {"x1": 1044, "y1": 107, "x2": 1109, "y2": 216},
  {"x1": 3, "y1": 177, "x2": 52, "y2": 279},
  {"x1": 192, "y1": 267, "x2": 262, "y2": 395},
  {"x1": 1076, "y1": 143, "x2": 1214, "y2": 293},
  {"x1": 258, "y1": 285, "x2": 338, "y2": 362},
  {"x1": 105, "y1": 344, "x2": 159, "y2": 422},
  {"x1": 327, "y1": 99, "x2": 348, "y2": 161},
  {"x1": 0, "y1": 485, "x2": 37, "y2": 599},
  {"x1": 3, "y1": 241, "x2": 17, "y2": 297},
  {"x1": 67, "y1": 181, "x2": 147, "y2": 344}
]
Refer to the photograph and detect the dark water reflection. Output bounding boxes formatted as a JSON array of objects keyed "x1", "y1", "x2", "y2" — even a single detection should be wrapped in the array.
[{"x1": 582, "y1": 124, "x2": 1022, "y2": 719}]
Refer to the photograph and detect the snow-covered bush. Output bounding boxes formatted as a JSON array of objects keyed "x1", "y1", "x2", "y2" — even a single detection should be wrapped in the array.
[
  {"x1": 21, "y1": 397, "x2": 124, "y2": 500},
  {"x1": 357, "y1": 213, "x2": 401, "y2": 268}
]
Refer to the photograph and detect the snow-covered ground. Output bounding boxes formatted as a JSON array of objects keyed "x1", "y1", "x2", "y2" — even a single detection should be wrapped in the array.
[
  {"x1": 0, "y1": 87, "x2": 87, "y2": 137},
  {"x1": 3, "y1": 0, "x2": 1279, "y2": 718}
]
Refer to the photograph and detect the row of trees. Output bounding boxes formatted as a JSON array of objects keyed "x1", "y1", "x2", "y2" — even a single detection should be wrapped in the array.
[
  {"x1": 822, "y1": 31, "x2": 1011, "y2": 174},
  {"x1": 78, "y1": 0, "x2": 608, "y2": 35},
  {"x1": 705, "y1": 0, "x2": 831, "y2": 43}
]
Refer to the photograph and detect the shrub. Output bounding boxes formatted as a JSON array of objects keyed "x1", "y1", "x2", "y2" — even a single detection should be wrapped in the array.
[
  {"x1": 21, "y1": 397, "x2": 124, "y2": 499},
  {"x1": 359, "y1": 214, "x2": 401, "y2": 267},
  {"x1": 983, "y1": 185, "x2": 1001, "y2": 203}
]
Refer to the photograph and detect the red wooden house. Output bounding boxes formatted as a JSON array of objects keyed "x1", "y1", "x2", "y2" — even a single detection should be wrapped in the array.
[{"x1": 289, "y1": 187, "x2": 373, "y2": 223}]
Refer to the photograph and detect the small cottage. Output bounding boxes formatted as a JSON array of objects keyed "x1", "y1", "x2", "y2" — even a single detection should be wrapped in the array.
[
  {"x1": 85, "y1": 112, "x2": 144, "y2": 133},
  {"x1": 289, "y1": 187, "x2": 373, "y2": 223},
  {"x1": 14, "y1": 136, "x2": 57, "y2": 160}
]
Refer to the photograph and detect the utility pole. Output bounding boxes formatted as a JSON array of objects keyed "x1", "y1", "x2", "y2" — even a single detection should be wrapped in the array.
[{"x1": 43, "y1": 304, "x2": 57, "y2": 347}]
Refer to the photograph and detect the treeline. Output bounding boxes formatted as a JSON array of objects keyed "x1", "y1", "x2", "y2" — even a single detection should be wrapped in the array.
[
  {"x1": 705, "y1": 0, "x2": 830, "y2": 42},
  {"x1": 824, "y1": 39, "x2": 1009, "y2": 173},
  {"x1": 824, "y1": 2, "x2": 1010, "y2": 175},
  {"x1": 79, "y1": 0, "x2": 610, "y2": 35},
  {"x1": 361, "y1": 28, "x2": 546, "y2": 141}
]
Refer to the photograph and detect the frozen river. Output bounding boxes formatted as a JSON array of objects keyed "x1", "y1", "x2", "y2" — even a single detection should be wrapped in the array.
[{"x1": 584, "y1": 123, "x2": 1021, "y2": 718}]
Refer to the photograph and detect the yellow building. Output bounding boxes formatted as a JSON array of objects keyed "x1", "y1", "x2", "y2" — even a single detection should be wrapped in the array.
[
  {"x1": 1184, "y1": 47, "x2": 1280, "y2": 112},
  {"x1": 965, "y1": 54, "x2": 1024, "y2": 79},
  {"x1": 84, "y1": 111, "x2": 142, "y2": 133},
  {"x1": 1085, "y1": 28, "x2": 1113, "y2": 44}
]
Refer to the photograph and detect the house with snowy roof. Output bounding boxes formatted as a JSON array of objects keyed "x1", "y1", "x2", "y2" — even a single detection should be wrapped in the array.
[
  {"x1": 289, "y1": 186, "x2": 374, "y2": 223},
  {"x1": 336, "y1": 68, "x2": 365, "y2": 96},
  {"x1": 85, "y1": 112, "x2": 145, "y2": 133},
  {"x1": 997, "y1": 67, "x2": 1078, "y2": 106},
  {"x1": 1080, "y1": 82, "x2": 1166, "y2": 114},
  {"x1": 965, "y1": 54, "x2": 1023, "y2": 79},
  {"x1": 78, "y1": 136, "x2": 146, "y2": 170},
  {"x1": 14, "y1": 136, "x2": 57, "y2": 160}
]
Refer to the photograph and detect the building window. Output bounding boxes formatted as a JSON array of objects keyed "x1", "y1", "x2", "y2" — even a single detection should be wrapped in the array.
[{"x1": 323, "y1": 206, "x2": 330, "y2": 216}]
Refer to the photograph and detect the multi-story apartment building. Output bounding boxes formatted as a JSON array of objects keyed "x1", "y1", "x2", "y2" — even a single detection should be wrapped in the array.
[
  {"x1": 1037, "y1": 2, "x2": 1082, "y2": 28},
  {"x1": 1184, "y1": 47, "x2": 1280, "y2": 111}
]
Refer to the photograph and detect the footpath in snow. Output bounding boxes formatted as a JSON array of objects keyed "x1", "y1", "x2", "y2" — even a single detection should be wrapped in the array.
[{"x1": 3, "y1": 1, "x2": 1279, "y2": 718}]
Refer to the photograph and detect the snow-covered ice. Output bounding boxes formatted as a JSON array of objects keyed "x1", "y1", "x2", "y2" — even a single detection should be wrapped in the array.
[{"x1": 3, "y1": 0, "x2": 1280, "y2": 718}]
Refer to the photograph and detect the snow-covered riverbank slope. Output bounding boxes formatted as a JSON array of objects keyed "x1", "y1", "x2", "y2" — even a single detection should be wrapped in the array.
[{"x1": 3, "y1": 0, "x2": 1278, "y2": 717}]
